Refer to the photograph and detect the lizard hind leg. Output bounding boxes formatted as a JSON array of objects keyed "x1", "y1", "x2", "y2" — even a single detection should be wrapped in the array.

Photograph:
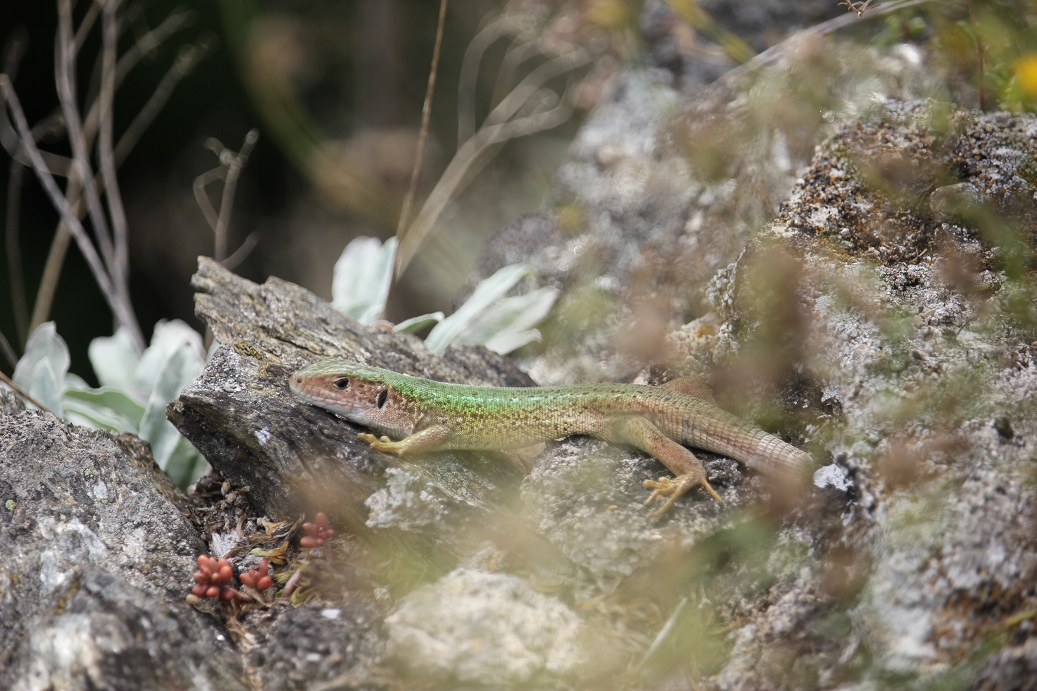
[
  {"x1": 358, "y1": 425, "x2": 453, "y2": 456},
  {"x1": 610, "y1": 416, "x2": 723, "y2": 518}
]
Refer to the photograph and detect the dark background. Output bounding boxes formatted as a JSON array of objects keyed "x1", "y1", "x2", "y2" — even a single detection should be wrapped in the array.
[{"x1": 0, "y1": 0, "x2": 583, "y2": 379}]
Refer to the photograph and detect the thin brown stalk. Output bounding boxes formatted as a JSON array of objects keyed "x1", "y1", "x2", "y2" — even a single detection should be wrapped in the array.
[
  {"x1": 211, "y1": 129, "x2": 259, "y2": 261},
  {"x1": 4, "y1": 1, "x2": 200, "y2": 352},
  {"x1": 4, "y1": 31, "x2": 34, "y2": 344},
  {"x1": 395, "y1": 48, "x2": 588, "y2": 277},
  {"x1": 5, "y1": 162, "x2": 28, "y2": 343},
  {"x1": 69, "y1": 0, "x2": 102, "y2": 54},
  {"x1": 0, "y1": 79, "x2": 112, "y2": 296},
  {"x1": 85, "y1": 8, "x2": 195, "y2": 145},
  {"x1": 0, "y1": 369, "x2": 53, "y2": 413},
  {"x1": 0, "y1": 33, "x2": 72, "y2": 175},
  {"x1": 193, "y1": 167, "x2": 224, "y2": 231},
  {"x1": 699, "y1": 0, "x2": 931, "y2": 104},
  {"x1": 115, "y1": 38, "x2": 210, "y2": 162},
  {"x1": 484, "y1": 49, "x2": 587, "y2": 126},
  {"x1": 100, "y1": 0, "x2": 130, "y2": 284},
  {"x1": 30, "y1": 214, "x2": 74, "y2": 339},
  {"x1": 221, "y1": 232, "x2": 259, "y2": 271},
  {"x1": 31, "y1": 35, "x2": 206, "y2": 338},
  {"x1": 491, "y1": 33, "x2": 542, "y2": 107},
  {"x1": 0, "y1": 75, "x2": 144, "y2": 349},
  {"x1": 395, "y1": 0, "x2": 449, "y2": 268},
  {"x1": 116, "y1": 8, "x2": 196, "y2": 82},
  {"x1": 79, "y1": 7, "x2": 197, "y2": 161},
  {"x1": 0, "y1": 329, "x2": 17, "y2": 370},
  {"x1": 56, "y1": 0, "x2": 116, "y2": 273},
  {"x1": 194, "y1": 130, "x2": 259, "y2": 264},
  {"x1": 0, "y1": 111, "x2": 74, "y2": 175}
]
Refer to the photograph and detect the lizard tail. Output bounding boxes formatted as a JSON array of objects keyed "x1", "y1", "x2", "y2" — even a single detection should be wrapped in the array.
[{"x1": 744, "y1": 432, "x2": 814, "y2": 481}]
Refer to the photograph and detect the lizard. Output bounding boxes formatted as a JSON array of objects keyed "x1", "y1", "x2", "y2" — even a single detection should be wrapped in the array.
[{"x1": 289, "y1": 359, "x2": 813, "y2": 517}]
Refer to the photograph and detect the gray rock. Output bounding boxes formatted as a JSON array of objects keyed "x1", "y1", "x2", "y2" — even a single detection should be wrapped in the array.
[
  {"x1": 385, "y1": 568, "x2": 606, "y2": 685},
  {"x1": 0, "y1": 412, "x2": 244, "y2": 690}
]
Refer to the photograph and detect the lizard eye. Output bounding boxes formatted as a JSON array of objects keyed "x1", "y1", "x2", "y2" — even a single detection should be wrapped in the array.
[
  {"x1": 376, "y1": 390, "x2": 388, "y2": 409},
  {"x1": 333, "y1": 377, "x2": 350, "y2": 390}
]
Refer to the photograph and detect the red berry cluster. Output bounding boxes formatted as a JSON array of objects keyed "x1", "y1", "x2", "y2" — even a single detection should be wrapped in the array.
[
  {"x1": 300, "y1": 512, "x2": 334, "y2": 549},
  {"x1": 191, "y1": 555, "x2": 236, "y2": 601},
  {"x1": 190, "y1": 555, "x2": 274, "y2": 603},
  {"x1": 239, "y1": 559, "x2": 272, "y2": 592}
]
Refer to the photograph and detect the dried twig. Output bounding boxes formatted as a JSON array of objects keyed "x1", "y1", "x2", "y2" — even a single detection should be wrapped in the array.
[
  {"x1": 1, "y1": 0, "x2": 204, "y2": 352},
  {"x1": 57, "y1": 0, "x2": 118, "y2": 276},
  {"x1": 115, "y1": 38, "x2": 210, "y2": 162},
  {"x1": 840, "y1": 0, "x2": 881, "y2": 16},
  {"x1": 0, "y1": 328, "x2": 17, "y2": 371},
  {"x1": 0, "y1": 368, "x2": 54, "y2": 414},
  {"x1": 193, "y1": 129, "x2": 260, "y2": 263},
  {"x1": 5, "y1": 161, "x2": 27, "y2": 342},
  {"x1": 0, "y1": 76, "x2": 124, "y2": 330},
  {"x1": 701, "y1": 0, "x2": 930, "y2": 104},
  {"x1": 492, "y1": 30, "x2": 543, "y2": 107},
  {"x1": 71, "y1": 0, "x2": 102, "y2": 53},
  {"x1": 99, "y1": 0, "x2": 130, "y2": 285}
]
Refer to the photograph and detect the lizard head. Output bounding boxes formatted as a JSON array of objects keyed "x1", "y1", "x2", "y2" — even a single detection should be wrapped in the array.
[{"x1": 289, "y1": 359, "x2": 412, "y2": 435}]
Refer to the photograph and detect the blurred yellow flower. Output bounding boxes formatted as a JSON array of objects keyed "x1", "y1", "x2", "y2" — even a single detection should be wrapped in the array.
[{"x1": 1016, "y1": 53, "x2": 1037, "y2": 100}]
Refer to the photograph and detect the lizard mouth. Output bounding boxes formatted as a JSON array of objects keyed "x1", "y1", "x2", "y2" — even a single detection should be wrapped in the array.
[{"x1": 290, "y1": 373, "x2": 372, "y2": 419}]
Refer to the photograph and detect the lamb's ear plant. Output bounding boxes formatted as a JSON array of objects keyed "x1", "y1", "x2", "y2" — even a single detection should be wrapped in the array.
[
  {"x1": 423, "y1": 264, "x2": 557, "y2": 355},
  {"x1": 13, "y1": 321, "x2": 209, "y2": 487},
  {"x1": 0, "y1": 1, "x2": 260, "y2": 490},
  {"x1": 331, "y1": 236, "x2": 557, "y2": 355},
  {"x1": 332, "y1": 236, "x2": 401, "y2": 324}
]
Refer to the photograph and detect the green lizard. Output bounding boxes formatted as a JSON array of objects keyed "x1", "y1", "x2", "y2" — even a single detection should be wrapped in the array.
[{"x1": 289, "y1": 360, "x2": 812, "y2": 517}]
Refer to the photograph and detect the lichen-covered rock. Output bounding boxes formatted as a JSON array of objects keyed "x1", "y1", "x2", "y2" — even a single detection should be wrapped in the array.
[
  {"x1": 0, "y1": 412, "x2": 245, "y2": 690},
  {"x1": 696, "y1": 99, "x2": 1037, "y2": 687}
]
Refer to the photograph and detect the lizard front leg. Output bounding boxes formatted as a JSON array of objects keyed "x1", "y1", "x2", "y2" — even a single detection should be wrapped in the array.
[
  {"x1": 610, "y1": 416, "x2": 723, "y2": 517},
  {"x1": 358, "y1": 424, "x2": 453, "y2": 456}
]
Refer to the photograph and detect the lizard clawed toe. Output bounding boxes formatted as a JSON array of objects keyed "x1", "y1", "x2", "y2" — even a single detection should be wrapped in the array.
[
  {"x1": 643, "y1": 470, "x2": 723, "y2": 519},
  {"x1": 358, "y1": 433, "x2": 401, "y2": 454}
]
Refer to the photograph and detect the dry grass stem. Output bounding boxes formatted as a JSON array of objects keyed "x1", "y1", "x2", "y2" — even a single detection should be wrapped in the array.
[
  {"x1": 193, "y1": 129, "x2": 260, "y2": 264},
  {"x1": 1, "y1": 0, "x2": 204, "y2": 352},
  {"x1": 397, "y1": 0, "x2": 448, "y2": 239},
  {"x1": 395, "y1": 38, "x2": 588, "y2": 278}
]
